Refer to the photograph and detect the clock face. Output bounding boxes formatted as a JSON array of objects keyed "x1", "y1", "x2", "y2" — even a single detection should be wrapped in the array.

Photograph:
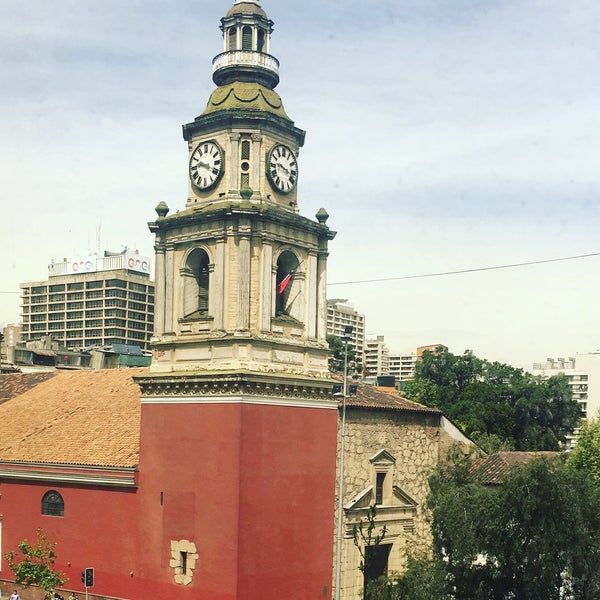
[
  {"x1": 267, "y1": 144, "x2": 297, "y2": 194},
  {"x1": 189, "y1": 140, "x2": 223, "y2": 190}
]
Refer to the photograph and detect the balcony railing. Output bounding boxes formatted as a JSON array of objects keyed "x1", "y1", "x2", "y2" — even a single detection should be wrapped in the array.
[{"x1": 212, "y1": 50, "x2": 280, "y2": 76}]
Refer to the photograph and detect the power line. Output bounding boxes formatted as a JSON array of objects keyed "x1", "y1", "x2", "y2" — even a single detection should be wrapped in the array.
[
  {"x1": 0, "y1": 252, "x2": 597, "y2": 293},
  {"x1": 328, "y1": 251, "x2": 600, "y2": 286}
]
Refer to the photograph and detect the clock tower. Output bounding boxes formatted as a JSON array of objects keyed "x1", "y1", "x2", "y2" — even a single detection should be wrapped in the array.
[
  {"x1": 147, "y1": 0, "x2": 334, "y2": 376},
  {"x1": 137, "y1": 2, "x2": 338, "y2": 599}
]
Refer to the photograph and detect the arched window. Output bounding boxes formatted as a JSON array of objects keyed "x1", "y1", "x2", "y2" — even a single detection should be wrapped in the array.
[
  {"x1": 182, "y1": 249, "x2": 210, "y2": 319},
  {"x1": 275, "y1": 250, "x2": 299, "y2": 317},
  {"x1": 257, "y1": 29, "x2": 266, "y2": 52},
  {"x1": 242, "y1": 26, "x2": 252, "y2": 51},
  {"x1": 42, "y1": 490, "x2": 64, "y2": 517},
  {"x1": 228, "y1": 27, "x2": 237, "y2": 51}
]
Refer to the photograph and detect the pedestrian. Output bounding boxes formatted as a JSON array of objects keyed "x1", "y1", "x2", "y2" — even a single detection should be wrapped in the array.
[{"x1": 10, "y1": 591, "x2": 20, "y2": 600}]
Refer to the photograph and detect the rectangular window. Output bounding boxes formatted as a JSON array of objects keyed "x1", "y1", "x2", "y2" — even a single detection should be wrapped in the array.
[
  {"x1": 181, "y1": 552, "x2": 188, "y2": 575},
  {"x1": 129, "y1": 292, "x2": 147, "y2": 301},
  {"x1": 241, "y1": 140, "x2": 250, "y2": 160},
  {"x1": 128, "y1": 301, "x2": 146, "y2": 311},
  {"x1": 375, "y1": 472, "x2": 386, "y2": 505},
  {"x1": 106, "y1": 279, "x2": 127, "y2": 289}
]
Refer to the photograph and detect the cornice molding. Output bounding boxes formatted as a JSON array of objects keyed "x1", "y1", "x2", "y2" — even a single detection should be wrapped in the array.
[
  {"x1": 0, "y1": 462, "x2": 138, "y2": 487},
  {"x1": 135, "y1": 371, "x2": 337, "y2": 407}
]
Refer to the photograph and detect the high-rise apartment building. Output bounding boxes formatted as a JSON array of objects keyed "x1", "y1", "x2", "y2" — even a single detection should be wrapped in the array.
[
  {"x1": 364, "y1": 335, "x2": 390, "y2": 378},
  {"x1": 532, "y1": 353, "x2": 600, "y2": 449},
  {"x1": 389, "y1": 352, "x2": 417, "y2": 382},
  {"x1": 326, "y1": 298, "x2": 366, "y2": 358},
  {"x1": 389, "y1": 345, "x2": 446, "y2": 384},
  {"x1": 20, "y1": 250, "x2": 154, "y2": 351}
]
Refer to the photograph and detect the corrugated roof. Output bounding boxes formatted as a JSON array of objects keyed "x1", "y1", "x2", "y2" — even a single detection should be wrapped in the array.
[
  {"x1": 0, "y1": 369, "x2": 146, "y2": 468},
  {"x1": 471, "y1": 451, "x2": 562, "y2": 485}
]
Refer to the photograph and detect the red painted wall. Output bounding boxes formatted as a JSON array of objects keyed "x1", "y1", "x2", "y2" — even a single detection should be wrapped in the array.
[
  {"x1": 0, "y1": 480, "x2": 145, "y2": 599},
  {"x1": 139, "y1": 399, "x2": 337, "y2": 599},
  {"x1": 0, "y1": 399, "x2": 336, "y2": 600},
  {"x1": 237, "y1": 404, "x2": 337, "y2": 600},
  {"x1": 138, "y1": 402, "x2": 244, "y2": 599}
]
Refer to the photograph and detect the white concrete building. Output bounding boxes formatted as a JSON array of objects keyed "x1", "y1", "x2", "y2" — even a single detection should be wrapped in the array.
[
  {"x1": 364, "y1": 335, "x2": 390, "y2": 378},
  {"x1": 20, "y1": 249, "x2": 154, "y2": 351},
  {"x1": 532, "y1": 353, "x2": 600, "y2": 448},
  {"x1": 327, "y1": 298, "x2": 366, "y2": 358},
  {"x1": 389, "y1": 352, "x2": 417, "y2": 382}
]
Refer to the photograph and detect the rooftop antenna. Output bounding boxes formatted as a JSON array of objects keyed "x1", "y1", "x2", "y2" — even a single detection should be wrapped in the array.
[{"x1": 96, "y1": 223, "x2": 102, "y2": 255}]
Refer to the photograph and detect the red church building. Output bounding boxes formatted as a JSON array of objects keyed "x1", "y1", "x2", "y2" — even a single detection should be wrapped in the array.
[{"x1": 0, "y1": 1, "x2": 339, "y2": 599}]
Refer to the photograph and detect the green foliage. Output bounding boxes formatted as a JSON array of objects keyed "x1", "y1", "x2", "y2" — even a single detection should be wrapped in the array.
[
  {"x1": 327, "y1": 333, "x2": 359, "y2": 373},
  {"x1": 393, "y1": 555, "x2": 450, "y2": 600},
  {"x1": 352, "y1": 505, "x2": 388, "y2": 575},
  {"x1": 426, "y1": 454, "x2": 600, "y2": 599},
  {"x1": 403, "y1": 348, "x2": 581, "y2": 451},
  {"x1": 4, "y1": 528, "x2": 67, "y2": 598},
  {"x1": 568, "y1": 417, "x2": 600, "y2": 484}
]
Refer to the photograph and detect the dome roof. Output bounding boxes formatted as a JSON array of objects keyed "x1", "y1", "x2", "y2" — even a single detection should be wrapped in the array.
[
  {"x1": 226, "y1": 1, "x2": 267, "y2": 19},
  {"x1": 202, "y1": 82, "x2": 290, "y2": 120}
]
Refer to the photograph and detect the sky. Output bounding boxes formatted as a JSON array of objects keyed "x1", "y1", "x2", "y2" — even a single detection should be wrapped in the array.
[{"x1": 1, "y1": 0, "x2": 599, "y2": 370}]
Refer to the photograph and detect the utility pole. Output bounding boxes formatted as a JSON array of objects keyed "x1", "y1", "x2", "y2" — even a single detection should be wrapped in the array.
[{"x1": 334, "y1": 325, "x2": 353, "y2": 600}]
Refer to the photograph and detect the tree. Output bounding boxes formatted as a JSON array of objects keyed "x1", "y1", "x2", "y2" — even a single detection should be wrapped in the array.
[
  {"x1": 4, "y1": 528, "x2": 67, "y2": 598},
  {"x1": 425, "y1": 453, "x2": 600, "y2": 599},
  {"x1": 327, "y1": 334, "x2": 358, "y2": 374},
  {"x1": 352, "y1": 505, "x2": 389, "y2": 600},
  {"x1": 393, "y1": 554, "x2": 450, "y2": 600},
  {"x1": 568, "y1": 417, "x2": 600, "y2": 484},
  {"x1": 403, "y1": 348, "x2": 581, "y2": 451}
]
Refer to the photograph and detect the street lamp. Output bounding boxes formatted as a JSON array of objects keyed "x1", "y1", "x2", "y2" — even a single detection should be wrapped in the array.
[{"x1": 334, "y1": 325, "x2": 353, "y2": 600}]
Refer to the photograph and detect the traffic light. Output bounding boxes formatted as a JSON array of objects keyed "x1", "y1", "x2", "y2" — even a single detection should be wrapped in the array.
[{"x1": 81, "y1": 567, "x2": 94, "y2": 588}]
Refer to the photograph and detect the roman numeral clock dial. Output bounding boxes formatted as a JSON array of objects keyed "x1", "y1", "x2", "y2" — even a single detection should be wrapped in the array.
[
  {"x1": 267, "y1": 144, "x2": 297, "y2": 193},
  {"x1": 189, "y1": 140, "x2": 224, "y2": 190}
]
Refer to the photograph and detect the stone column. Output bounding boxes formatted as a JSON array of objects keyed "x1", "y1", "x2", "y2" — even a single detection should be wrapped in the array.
[
  {"x1": 251, "y1": 133, "x2": 262, "y2": 198},
  {"x1": 259, "y1": 239, "x2": 273, "y2": 332},
  {"x1": 229, "y1": 133, "x2": 240, "y2": 194},
  {"x1": 153, "y1": 242, "x2": 166, "y2": 336},
  {"x1": 316, "y1": 250, "x2": 329, "y2": 343},
  {"x1": 164, "y1": 243, "x2": 176, "y2": 335},
  {"x1": 213, "y1": 236, "x2": 226, "y2": 331},
  {"x1": 237, "y1": 219, "x2": 251, "y2": 331},
  {"x1": 306, "y1": 250, "x2": 318, "y2": 339}
]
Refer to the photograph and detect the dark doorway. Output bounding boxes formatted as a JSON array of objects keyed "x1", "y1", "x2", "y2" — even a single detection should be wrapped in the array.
[{"x1": 363, "y1": 543, "x2": 392, "y2": 599}]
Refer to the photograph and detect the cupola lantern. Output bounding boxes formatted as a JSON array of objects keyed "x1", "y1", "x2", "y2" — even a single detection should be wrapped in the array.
[{"x1": 213, "y1": 0, "x2": 279, "y2": 88}]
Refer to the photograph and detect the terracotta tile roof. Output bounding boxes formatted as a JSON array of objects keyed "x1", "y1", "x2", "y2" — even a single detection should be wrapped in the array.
[
  {"x1": 0, "y1": 372, "x2": 58, "y2": 404},
  {"x1": 339, "y1": 380, "x2": 441, "y2": 415},
  {"x1": 0, "y1": 368, "x2": 146, "y2": 468},
  {"x1": 471, "y1": 451, "x2": 562, "y2": 485}
]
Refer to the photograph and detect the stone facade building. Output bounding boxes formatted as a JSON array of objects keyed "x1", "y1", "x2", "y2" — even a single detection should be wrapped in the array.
[{"x1": 335, "y1": 384, "x2": 475, "y2": 598}]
